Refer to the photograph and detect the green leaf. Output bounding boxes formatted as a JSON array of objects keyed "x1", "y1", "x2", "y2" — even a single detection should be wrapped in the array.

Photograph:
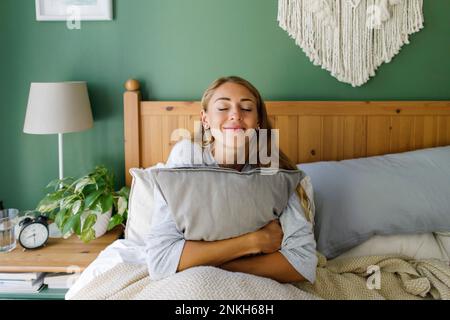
[
  {"x1": 82, "y1": 184, "x2": 97, "y2": 196},
  {"x1": 46, "y1": 178, "x2": 62, "y2": 190},
  {"x1": 62, "y1": 230, "x2": 73, "y2": 239},
  {"x1": 80, "y1": 228, "x2": 96, "y2": 243},
  {"x1": 74, "y1": 177, "x2": 96, "y2": 194},
  {"x1": 85, "y1": 190, "x2": 103, "y2": 209},
  {"x1": 55, "y1": 209, "x2": 69, "y2": 229},
  {"x1": 107, "y1": 214, "x2": 123, "y2": 231},
  {"x1": 89, "y1": 197, "x2": 103, "y2": 214},
  {"x1": 107, "y1": 172, "x2": 115, "y2": 188},
  {"x1": 117, "y1": 197, "x2": 127, "y2": 216},
  {"x1": 62, "y1": 213, "x2": 81, "y2": 235},
  {"x1": 46, "y1": 210, "x2": 56, "y2": 221},
  {"x1": 73, "y1": 213, "x2": 83, "y2": 236},
  {"x1": 61, "y1": 194, "x2": 79, "y2": 210},
  {"x1": 36, "y1": 191, "x2": 65, "y2": 213},
  {"x1": 96, "y1": 180, "x2": 107, "y2": 191},
  {"x1": 82, "y1": 214, "x2": 97, "y2": 232},
  {"x1": 37, "y1": 200, "x2": 59, "y2": 213},
  {"x1": 100, "y1": 194, "x2": 114, "y2": 213},
  {"x1": 117, "y1": 186, "x2": 130, "y2": 198},
  {"x1": 46, "y1": 177, "x2": 74, "y2": 191},
  {"x1": 93, "y1": 166, "x2": 108, "y2": 178},
  {"x1": 71, "y1": 200, "x2": 84, "y2": 215},
  {"x1": 95, "y1": 201, "x2": 103, "y2": 214}
]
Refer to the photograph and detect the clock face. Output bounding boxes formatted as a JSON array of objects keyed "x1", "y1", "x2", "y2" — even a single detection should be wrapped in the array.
[{"x1": 19, "y1": 223, "x2": 49, "y2": 249}]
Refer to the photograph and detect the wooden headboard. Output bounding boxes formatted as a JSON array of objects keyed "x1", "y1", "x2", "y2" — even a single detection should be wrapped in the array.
[{"x1": 123, "y1": 79, "x2": 450, "y2": 186}]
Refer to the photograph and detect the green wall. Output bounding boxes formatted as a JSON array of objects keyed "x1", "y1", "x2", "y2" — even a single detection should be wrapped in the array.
[{"x1": 1, "y1": 0, "x2": 449, "y2": 211}]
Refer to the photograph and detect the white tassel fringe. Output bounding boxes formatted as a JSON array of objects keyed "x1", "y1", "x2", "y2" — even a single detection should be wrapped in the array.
[{"x1": 278, "y1": 0, "x2": 424, "y2": 87}]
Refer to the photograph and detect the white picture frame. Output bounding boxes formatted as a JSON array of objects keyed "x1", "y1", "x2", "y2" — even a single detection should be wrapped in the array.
[{"x1": 35, "y1": 0, "x2": 113, "y2": 21}]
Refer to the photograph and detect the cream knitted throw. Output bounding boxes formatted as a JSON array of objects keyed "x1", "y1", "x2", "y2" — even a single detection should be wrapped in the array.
[
  {"x1": 68, "y1": 254, "x2": 450, "y2": 300},
  {"x1": 68, "y1": 264, "x2": 320, "y2": 300},
  {"x1": 295, "y1": 254, "x2": 450, "y2": 300},
  {"x1": 278, "y1": 0, "x2": 424, "y2": 87}
]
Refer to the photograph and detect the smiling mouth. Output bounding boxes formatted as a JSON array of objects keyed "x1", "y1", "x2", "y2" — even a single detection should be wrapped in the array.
[{"x1": 223, "y1": 127, "x2": 245, "y2": 131}]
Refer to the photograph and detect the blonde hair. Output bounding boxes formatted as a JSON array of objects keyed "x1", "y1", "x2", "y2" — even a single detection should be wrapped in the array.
[{"x1": 197, "y1": 76, "x2": 313, "y2": 223}]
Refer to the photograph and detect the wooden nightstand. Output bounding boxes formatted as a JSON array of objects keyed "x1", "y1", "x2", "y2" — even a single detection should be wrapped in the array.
[{"x1": 0, "y1": 225, "x2": 123, "y2": 300}]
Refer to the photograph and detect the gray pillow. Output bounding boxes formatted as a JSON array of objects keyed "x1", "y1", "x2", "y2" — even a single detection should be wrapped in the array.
[
  {"x1": 299, "y1": 146, "x2": 450, "y2": 259},
  {"x1": 150, "y1": 167, "x2": 305, "y2": 241}
]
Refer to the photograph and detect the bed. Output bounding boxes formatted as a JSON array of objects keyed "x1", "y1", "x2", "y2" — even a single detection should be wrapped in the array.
[{"x1": 66, "y1": 79, "x2": 450, "y2": 300}]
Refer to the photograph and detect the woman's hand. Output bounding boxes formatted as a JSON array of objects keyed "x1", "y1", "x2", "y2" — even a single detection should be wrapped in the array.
[
  {"x1": 178, "y1": 220, "x2": 283, "y2": 272},
  {"x1": 251, "y1": 220, "x2": 284, "y2": 254}
]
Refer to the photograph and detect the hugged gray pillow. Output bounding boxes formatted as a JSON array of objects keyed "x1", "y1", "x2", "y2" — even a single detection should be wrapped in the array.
[
  {"x1": 150, "y1": 167, "x2": 305, "y2": 241},
  {"x1": 299, "y1": 146, "x2": 450, "y2": 259}
]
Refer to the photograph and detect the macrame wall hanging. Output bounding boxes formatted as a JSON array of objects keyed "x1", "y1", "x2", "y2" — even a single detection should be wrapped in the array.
[{"x1": 278, "y1": 0, "x2": 424, "y2": 87}]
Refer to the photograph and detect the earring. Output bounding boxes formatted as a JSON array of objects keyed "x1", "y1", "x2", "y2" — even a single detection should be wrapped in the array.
[
  {"x1": 203, "y1": 125, "x2": 213, "y2": 146},
  {"x1": 204, "y1": 124, "x2": 210, "y2": 130}
]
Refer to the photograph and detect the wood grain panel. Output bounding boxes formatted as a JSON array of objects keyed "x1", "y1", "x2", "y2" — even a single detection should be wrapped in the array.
[
  {"x1": 298, "y1": 116, "x2": 322, "y2": 164},
  {"x1": 414, "y1": 116, "x2": 438, "y2": 149},
  {"x1": 343, "y1": 116, "x2": 367, "y2": 159},
  {"x1": 268, "y1": 116, "x2": 276, "y2": 128},
  {"x1": 141, "y1": 116, "x2": 163, "y2": 168},
  {"x1": 275, "y1": 116, "x2": 298, "y2": 162},
  {"x1": 390, "y1": 116, "x2": 415, "y2": 153},
  {"x1": 367, "y1": 116, "x2": 391, "y2": 156},
  {"x1": 322, "y1": 116, "x2": 344, "y2": 161},
  {"x1": 437, "y1": 116, "x2": 450, "y2": 146}
]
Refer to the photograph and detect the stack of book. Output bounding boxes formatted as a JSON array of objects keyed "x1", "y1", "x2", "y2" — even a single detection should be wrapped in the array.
[
  {"x1": 0, "y1": 272, "x2": 45, "y2": 293},
  {"x1": 43, "y1": 273, "x2": 80, "y2": 289}
]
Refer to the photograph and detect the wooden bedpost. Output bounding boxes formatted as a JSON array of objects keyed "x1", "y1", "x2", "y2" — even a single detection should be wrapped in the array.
[{"x1": 124, "y1": 79, "x2": 141, "y2": 187}]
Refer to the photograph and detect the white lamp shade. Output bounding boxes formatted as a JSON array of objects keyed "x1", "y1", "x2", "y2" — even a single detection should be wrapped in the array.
[{"x1": 24, "y1": 82, "x2": 94, "y2": 134}]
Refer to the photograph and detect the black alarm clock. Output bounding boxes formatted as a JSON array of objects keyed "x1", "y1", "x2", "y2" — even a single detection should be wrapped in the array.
[{"x1": 18, "y1": 215, "x2": 49, "y2": 250}]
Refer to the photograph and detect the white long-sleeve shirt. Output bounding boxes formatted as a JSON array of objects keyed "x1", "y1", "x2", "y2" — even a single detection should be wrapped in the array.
[{"x1": 145, "y1": 139, "x2": 318, "y2": 283}]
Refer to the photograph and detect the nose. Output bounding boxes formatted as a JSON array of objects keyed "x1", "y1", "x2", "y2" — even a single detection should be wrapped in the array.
[{"x1": 229, "y1": 106, "x2": 242, "y2": 120}]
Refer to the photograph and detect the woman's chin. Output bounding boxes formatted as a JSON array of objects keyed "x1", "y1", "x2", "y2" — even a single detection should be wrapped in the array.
[
  {"x1": 213, "y1": 140, "x2": 246, "y2": 152},
  {"x1": 224, "y1": 138, "x2": 247, "y2": 149}
]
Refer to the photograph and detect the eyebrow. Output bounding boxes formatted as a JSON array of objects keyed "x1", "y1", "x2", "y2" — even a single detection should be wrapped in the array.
[{"x1": 214, "y1": 97, "x2": 256, "y2": 103}]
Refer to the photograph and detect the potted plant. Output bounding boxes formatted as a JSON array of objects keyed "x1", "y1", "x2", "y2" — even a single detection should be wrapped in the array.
[{"x1": 36, "y1": 165, "x2": 129, "y2": 243}]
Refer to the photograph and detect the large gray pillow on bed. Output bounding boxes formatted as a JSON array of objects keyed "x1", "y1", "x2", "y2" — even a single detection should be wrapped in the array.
[
  {"x1": 150, "y1": 167, "x2": 305, "y2": 241},
  {"x1": 299, "y1": 146, "x2": 450, "y2": 259}
]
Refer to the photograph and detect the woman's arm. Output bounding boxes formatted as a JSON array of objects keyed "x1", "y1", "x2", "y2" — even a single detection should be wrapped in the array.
[
  {"x1": 220, "y1": 252, "x2": 305, "y2": 283},
  {"x1": 177, "y1": 234, "x2": 257, "y2": 271},
  {"x1": 220, "y1": 192, "x2": 318, "y2": 284},
  {"x1": 181, "y1": 219, "x2": 306, "y2": 283},
  {"x1": 178, "y1": 220, "x2": 283, "y2": 271}
]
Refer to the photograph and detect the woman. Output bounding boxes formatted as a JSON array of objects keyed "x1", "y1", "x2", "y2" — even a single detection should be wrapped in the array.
[{"x1": 145, "y1": 76, "x2": 317, "y2": 283}]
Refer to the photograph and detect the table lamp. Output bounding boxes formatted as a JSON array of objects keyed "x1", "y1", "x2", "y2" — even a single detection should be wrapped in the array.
[{"x1": 23, "y1": 82, "x2": 94, "y2": 182}]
